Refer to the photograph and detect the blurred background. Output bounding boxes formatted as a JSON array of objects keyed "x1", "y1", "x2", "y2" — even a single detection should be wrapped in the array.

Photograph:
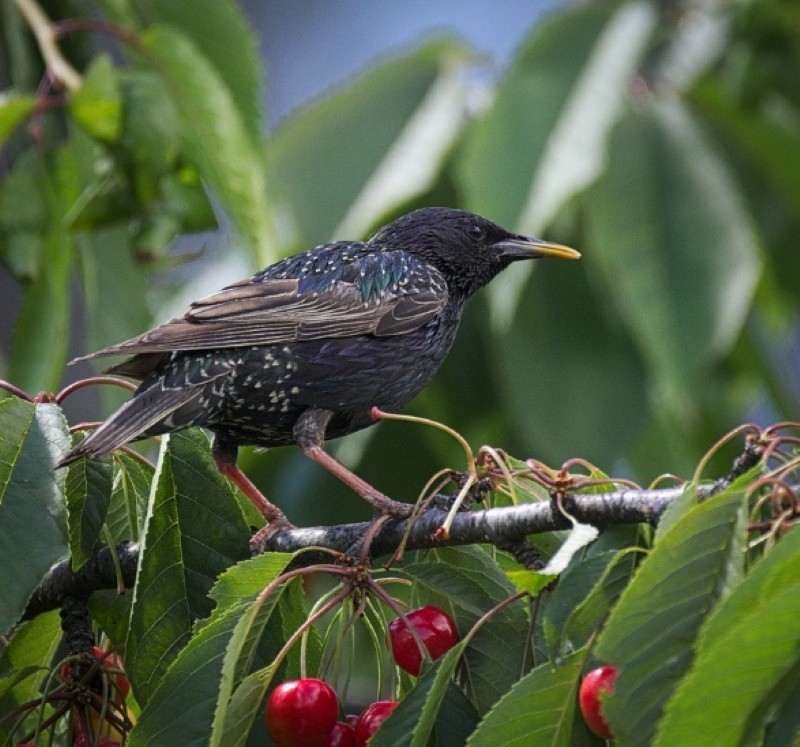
[{"x1": 1, "y1": 0, "x2": 799, "y2": 526}]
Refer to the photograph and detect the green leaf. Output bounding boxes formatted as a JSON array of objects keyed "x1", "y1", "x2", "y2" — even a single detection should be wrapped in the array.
[
  {"x1": 460, "y1": 0, "x2": 655, "y2": 231},
  {"x1": 70, "y1": 53, "x2": 123, "y2": 142},
  {"x1": 129, "y1": 553, "x2": 291, "y2": 746},
  {"x1": 78, "y1": 225, "x2": 153, "y2": 362},
  {"x1": 64, "y1": 450, "x2": 113, "y2": 569},
  {"x1": 543, "y1": 548, "x2": 641, "y2": 659},
  {"x1": 8, "y1": 228, "x2": 72, "y2": 392},
  {"x1": 135, "y1": 0, "x2": 264, "y2": 144},
  {"x1": 491, "y1": 251, "x2": 649, "y2": 468},
  {"x1": 125, "y1": 430, "x2": 250, "y2": 705},
  {"x1": 584, "y1": 99, "x2": 761, "y2": 410},
  {"x1": 595, "y1": 486, "x2": 747, "y2": 746},
  {"x1": 654, "y1": 527, "x2": 800, "y2": 746},
  {"x1": 0, "y1": 399, "x2": 69, "y2": 635},
  {"x1": 459, "y1": 0, "x2": 657, "y2": 328},
  {"x1": 691, "y1": 78, "x2": 800, "y2": 207},
  {"x1": 106, "y1": 451, "x2": 154, "y2": 543},
  {"x1": 558, "y1": 548, "x2": 643, "y2": 658},
  {"x1": 129, "y1": 599, "x2": 262, "y2": 746},
  {"x1": 371, "y1": 641, "x2": 471, "y2": 747},
  {"x1": 0, "y1": 610, "x2": 62, "y2": 744},
  {"x1": 268, "y1": 39, "x2": 470, "y2": 248},
  {"x1": 466, "y1": 650, "x2": 590, "y2": 747},
  {"x1": 141, "y1": 25, "x2": 272, "y2": 261},
  {"x1": 400, "y1": 546, "x2": 530, "y2": 714},
  {"x1": 0, "y1": 90, "x2": 34, "y2": 148}
]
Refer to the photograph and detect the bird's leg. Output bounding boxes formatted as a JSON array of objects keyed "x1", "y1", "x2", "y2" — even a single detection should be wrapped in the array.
[
  {"x1": 294, "y1": 408, "x2": 413, "y2": 519},
  {"x1": 211, "y1": 436, "x2": 295, "y2": 532}
]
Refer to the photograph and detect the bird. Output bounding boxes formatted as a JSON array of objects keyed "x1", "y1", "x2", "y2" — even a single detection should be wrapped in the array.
[{"x1": 58, "y1": 207, "x2": 579, "y2": 542}]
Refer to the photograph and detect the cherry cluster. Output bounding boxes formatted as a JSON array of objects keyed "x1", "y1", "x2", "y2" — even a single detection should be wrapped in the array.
[{"x1": 264, "y1": 605, "x2": 459, "y2": 747}]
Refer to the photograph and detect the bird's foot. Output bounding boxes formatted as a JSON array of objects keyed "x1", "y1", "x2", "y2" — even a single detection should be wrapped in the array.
[
  {"x1": 366, "y1": 493, "x2": 414, "y2": 520},
  {"x1": 249, "y1": 515, "x2": 297, "y2": 555}
]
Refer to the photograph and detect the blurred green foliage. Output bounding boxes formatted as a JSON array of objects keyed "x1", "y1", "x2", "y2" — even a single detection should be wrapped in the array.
[{"x1": 2, "y1": 2, "x2": 800, "y2": 741}]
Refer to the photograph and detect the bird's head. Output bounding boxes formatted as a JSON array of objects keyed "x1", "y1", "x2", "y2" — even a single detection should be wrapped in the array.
[{"x1": 369, "y1": 207, "x2": 580, "y2": 298}]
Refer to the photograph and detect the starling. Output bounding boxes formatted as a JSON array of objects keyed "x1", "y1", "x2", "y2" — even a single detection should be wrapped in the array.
[{"x1": 59, "y1": 207, "x2": 579, "y2": 537}]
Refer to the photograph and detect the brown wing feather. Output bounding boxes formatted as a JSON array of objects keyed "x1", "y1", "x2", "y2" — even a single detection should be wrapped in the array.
[{"x1": 71, "y1": 266, "x2": 447, "y2": 364}]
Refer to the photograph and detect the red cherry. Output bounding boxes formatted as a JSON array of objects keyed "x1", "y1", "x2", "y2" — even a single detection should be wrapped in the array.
[
  {"x1": 388, "y1": 606, "x2": 459, "y2": 676},
  {"x1": 354, "y1": 701, "x2": 399, "y2": 746},
  {"x1": 324, "y1": 721, "x2": 357, "y2": 747},
  {"x1": 265, "y1": 678, "x2": 339, "y2": 747},
  {"x1": 578, "y1": 665, "x2": 617, "y2": 739}
]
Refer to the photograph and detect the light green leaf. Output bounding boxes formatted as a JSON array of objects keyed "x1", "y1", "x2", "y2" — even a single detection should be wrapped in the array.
[
  {"x1": 0, "y1": 610, "x2": 62, "y2": 744},
  {"x1": 0, "y1": 400, "x2": 69, "y2": 635},
  {"x1": 0, "y1": 90, "x2": 34, "y2": 148},
  {"x1": 654, "y1": 528, "x2": 800, "y2": 746},
  {"x1": 585, "y1": 99, "x2": 761, "y2": 410},
  {"x1": 459, "y1": 0, "x2": 657, "y2": 328},
  {"x1": 135, "y1": 0, "x2": 264, "y2": 143},
  {"x1": 107, "y1": 451, "x2": 155, "y2": 542},
  {"x1": 8, "y1": 228, "x2": 72, "y2": 393},
  {"x1": 141, "y1": 26, "x2": 272, "y2": 262},
  {"x1": 539, "y1": 518, "x2": 599, "y2": 576},
  {"x1": 595, "y1": 486, "x2": 747, "y2": 746},
  {"x1": 70, "y1": 53, "x2": 123, "y2": 141},
  {"x1": 268, "y1": 39, "x2": 471, "y2": 249}
]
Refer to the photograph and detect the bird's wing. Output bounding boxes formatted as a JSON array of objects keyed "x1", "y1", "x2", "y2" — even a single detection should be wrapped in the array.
[{"x1": 73, "y1": 252, "x2": 447, "y2": 362}]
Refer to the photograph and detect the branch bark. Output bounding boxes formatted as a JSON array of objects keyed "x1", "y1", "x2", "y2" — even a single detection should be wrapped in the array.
[{"x1": 23, "y1": 484, "x2": 690, "y2": 621}]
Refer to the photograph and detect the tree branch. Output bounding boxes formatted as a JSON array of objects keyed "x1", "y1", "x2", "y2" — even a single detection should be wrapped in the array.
[{"x1": 23, "y1": 485, "x2": 688, "y2": 621}]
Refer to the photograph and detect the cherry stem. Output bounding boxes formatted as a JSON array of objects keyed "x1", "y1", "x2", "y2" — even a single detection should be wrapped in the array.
[
  {"x1": 56, "y1": 376, "x2": 137, "y2": 402},
  {"x1": 0, "y1": 379, "x2": 34, "y2": 401}
]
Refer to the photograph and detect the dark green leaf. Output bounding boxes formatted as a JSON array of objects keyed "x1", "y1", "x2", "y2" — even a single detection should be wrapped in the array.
[
  {"x1": 0, "y1": 400, "x2": 69, "y2": 635},
  {"x1": 585, "y1": 99, "x2": 761, "y2": 410},
  {"x1": 543, "y1": 548, "x2": 641, "y2": 659},
  {"x1": 492, "y1": 253, "x2": 649, "y2": 468},
  {"x1": 370, "y1": 641, "x2": 470, "y2": 747},
  {"x1": 401, "y1": 546, "x2": 529, "y2": 714},
  {"x1": 466, "y1": 650, "x2": 590, "y2": 747},
  {"x1": 64, "y1": 450, "x2": 113, "y2": 569},
  {"x1": 125, "y1": 430, "x2": 250, "y2": 705},
  {"x1": 596, "y1": 486, "x2": 747, "y2": 746}
]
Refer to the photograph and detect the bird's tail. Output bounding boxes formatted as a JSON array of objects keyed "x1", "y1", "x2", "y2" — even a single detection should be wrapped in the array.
[{"x1": 57, "y1": 386, "x2": 203, "y2": 468}]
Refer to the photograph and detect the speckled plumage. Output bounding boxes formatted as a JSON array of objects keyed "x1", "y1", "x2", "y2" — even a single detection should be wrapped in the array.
[{"x1": 59, "y1": 208, "x2": 579, "y2": 496}]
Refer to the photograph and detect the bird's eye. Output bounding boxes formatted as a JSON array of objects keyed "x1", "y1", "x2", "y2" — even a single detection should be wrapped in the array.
[{"x1": 467, "y1": 224, "x2": 485, "y2": 240}]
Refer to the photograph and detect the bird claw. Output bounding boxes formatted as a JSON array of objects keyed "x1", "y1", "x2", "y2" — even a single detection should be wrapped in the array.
[{"x1": 249, "y1": 517, "x2": 297, "y2": 555}]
